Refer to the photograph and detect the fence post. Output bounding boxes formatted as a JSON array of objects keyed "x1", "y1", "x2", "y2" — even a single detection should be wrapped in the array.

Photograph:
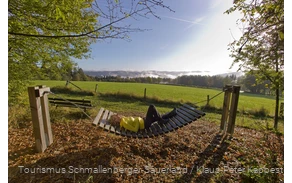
[
  {"x1": 144, "y1": 88, "x2": 147, "y2": 99},
  {"x1": 206, "y1": 95, "x2": 210, "y2": 106},
  {"x1": 95, "y1": 84, "x2": 98, "y2": 93},
  {"x1": 226, "y1": 85, "x2": 241, "y2": 135},
  {"x1": 220, "y1": 85, "x2": 232, "y2": 132},
  {"x1": 28, "y1": 86, "x2": 52, "y2": 153}
]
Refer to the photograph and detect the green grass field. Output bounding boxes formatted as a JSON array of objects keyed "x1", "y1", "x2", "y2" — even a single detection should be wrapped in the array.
[{"x1": 31, "y1": 80, "x2": 284, "y2": 133}]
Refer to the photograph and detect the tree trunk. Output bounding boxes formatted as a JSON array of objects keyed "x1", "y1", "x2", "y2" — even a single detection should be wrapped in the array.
[{"x1": 274, "y1": 88, "x2": 279, "y2": 130}]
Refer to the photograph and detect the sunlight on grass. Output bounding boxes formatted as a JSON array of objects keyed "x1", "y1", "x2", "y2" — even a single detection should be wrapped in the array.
[{"x1": 30, "y1": 80, "x2": 284, "y2": 133}]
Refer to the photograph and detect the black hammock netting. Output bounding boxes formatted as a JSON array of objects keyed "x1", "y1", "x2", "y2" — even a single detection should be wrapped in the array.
[{"x1": 92, "y1": 104, "x2": 205, "y2": 138}]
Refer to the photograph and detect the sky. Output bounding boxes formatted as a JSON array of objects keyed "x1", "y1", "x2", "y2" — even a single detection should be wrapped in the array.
[{"x1": 75, "y1": 0, "x2": 244, "y2": 75}]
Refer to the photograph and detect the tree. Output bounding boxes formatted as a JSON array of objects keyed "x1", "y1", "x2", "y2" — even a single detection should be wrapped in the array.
[
  {"x1": 8, "y1": 0, "x2": 172, "y2": 104},
  {"x1": 226, "y1": 0, "x2": 284, "y2": 130},
  {"x1": 241, "y1": 73, "x2": 269, "y2": 94},
  {"x1": 206, "y1": 76, "x2": 214, "y2": 88}
]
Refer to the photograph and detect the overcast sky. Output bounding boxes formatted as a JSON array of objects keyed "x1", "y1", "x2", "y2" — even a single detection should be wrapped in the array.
[{"x1": 75, "y1": 0, "x2": 244, "y2": 75}]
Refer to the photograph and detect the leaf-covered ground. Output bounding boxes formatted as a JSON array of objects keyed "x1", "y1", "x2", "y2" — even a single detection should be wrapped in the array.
[{"x1": 8, "y1": 120, "x2": 284, "y2": 183}]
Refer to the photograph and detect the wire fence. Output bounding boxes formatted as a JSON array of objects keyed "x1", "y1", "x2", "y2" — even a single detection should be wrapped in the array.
[{"x1": 193, "y1": 90, "x2": 225, "y2": 111}]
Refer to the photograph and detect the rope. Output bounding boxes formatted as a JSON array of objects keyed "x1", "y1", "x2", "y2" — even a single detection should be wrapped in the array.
[
  {"x1": 209, "y1": 90, "x2": 225, "y2": 101},
  {"x1": 193, "y1": 89, "x2": 226, "y2": 111},
  {"x1": 45, "y1": 91, "x2": 93, "y2": 121}
]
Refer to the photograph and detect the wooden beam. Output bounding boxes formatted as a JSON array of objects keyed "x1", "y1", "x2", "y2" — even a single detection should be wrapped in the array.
[
  {"x1": 93, "y1": 108, "x2": 104, "y2": 126},
  {"x1": 39, "y1": 85, "x2": 53, "y2": 146},
  {"x1": 28, "y1": 87, "x2": 47, "y2": 153},
  {"x1": 35, "y1": 86, "x2": 50, "y2": 97},
  {"x1": 99, "y1": 110, "x2": 109, "y2": 128},
  {"x1": 220, "y1": 85, "x2": 232, "y2": 132},
  {"x1": 227, "y1": 86, "x2": 241, "y2": 135}
]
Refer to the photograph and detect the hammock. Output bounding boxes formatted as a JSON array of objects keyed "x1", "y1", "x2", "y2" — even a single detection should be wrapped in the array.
[{"x1": 92, "y1": 104, "x2": 205, "y2": 138}]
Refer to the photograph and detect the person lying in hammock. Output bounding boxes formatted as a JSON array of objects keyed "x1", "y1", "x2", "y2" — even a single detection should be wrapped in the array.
[{"x1": 109, "y1": 104, "x2": 177, "y2": 132}]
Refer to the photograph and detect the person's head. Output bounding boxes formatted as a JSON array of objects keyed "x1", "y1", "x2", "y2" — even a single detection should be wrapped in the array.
[{"x1": 109, "y1": 114, "x2": 123, "y2": 127}]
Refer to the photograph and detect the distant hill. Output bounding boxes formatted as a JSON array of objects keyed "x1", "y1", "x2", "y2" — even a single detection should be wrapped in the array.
[
  {"x1": 216, "y1": 72, "x2": 244, "y2": 78},
  {"x1": 84, "y1": 70, "x2": 244, "y2": 79}
]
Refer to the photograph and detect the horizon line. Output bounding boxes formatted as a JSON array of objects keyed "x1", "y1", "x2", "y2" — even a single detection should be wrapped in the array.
[{"x1": 83, "y1": 69, "x2": 212, "y2": 73}]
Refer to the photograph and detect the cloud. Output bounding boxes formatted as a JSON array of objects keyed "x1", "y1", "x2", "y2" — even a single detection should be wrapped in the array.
[
  {"x1": 183, "y1": 16, "x2": 206, "y2": 31},
  {"x1": 194, "y1": 16, "x2": 205, "y2": 24},
  {"x1": 161, "y1": 15, "x2": 205, "y2": 25},
  {"x1": 161, "y1": 15, "x2": 206, "y2": 32},
  {"x1": 208, "y1": 0, "x2": 225, "y2": 9},
  {"x1": 159, "y1": 44, "x2": 169, "y2": 50}
]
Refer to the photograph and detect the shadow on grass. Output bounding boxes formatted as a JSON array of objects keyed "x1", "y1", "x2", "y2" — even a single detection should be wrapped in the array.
[
  {"x1": 175, "y1": 134, "x2": 230, "y2": 183},
  {"x1": 98, "y1": 92, "x2": 191, "y2": 108},
  {"x1": 201, "y1": 105, "x2": 223, "y2": 115},
  {"x1": 51, "y1": 86, "x2": 95, "y2": 97},
  {"x1": 9, "y1": 147, "x2": 118, "y2": 183},
  {"x1": 240, "y1": 92, "x2": 283, "y2": 100},
  {"x1": 204, "y1": 105, "x2": 275, "y2": 122}
]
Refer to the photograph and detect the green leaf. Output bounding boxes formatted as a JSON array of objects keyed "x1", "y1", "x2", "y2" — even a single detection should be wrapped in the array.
[{"x1": 55, "y1": 7, "x2": 61, "y2": 20}]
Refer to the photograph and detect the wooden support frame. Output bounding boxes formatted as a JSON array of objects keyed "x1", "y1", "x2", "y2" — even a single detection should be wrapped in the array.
[
  {"x1": 28, "y1": 85, "x2": 53, "y2": 153},
  {"x1": 220, "y1": 85, "x2": 241, "y2": 136},
  {"x1": 220, "y1": 85, "x2": 232, "y2": 132}
]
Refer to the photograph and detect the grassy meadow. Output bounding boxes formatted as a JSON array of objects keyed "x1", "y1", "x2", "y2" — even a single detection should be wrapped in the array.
[{"x1": 30, "y1": 80, "x2": 284, "y2": 133}]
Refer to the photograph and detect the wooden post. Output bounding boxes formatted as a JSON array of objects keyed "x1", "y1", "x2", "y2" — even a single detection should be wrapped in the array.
[
  {"x1": 65, "y1": 80, "x2": 69, "y2": 87},
  {"x1": 226, "y1": 85, "x2": 241, "y2": 135},
  {"x1": 206, "y1": 95, "x2": 210, "y2": 106},
  {"x1": 220, "y1": 85, "x2": 232, "y2": 132},
  {"x1": 144, "y1": 88, "x2": 147, "y2": 99},
  {"x1": 95, "y1": 84, "x2": 98, "y2": 93},
  {"x1": 28, "y1": 86, "x2": 52, "y2": 153},
  {"x1": 39, "y1": 85, "x2": 53, "y2": 146}
]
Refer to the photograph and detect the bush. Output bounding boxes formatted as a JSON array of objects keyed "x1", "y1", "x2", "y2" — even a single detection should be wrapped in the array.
[
  {"x1": 250, "y1": 106, "x2": 269, "y2": 118},
  {"x1": 8, "y1": 105, "x2": 31, "y2": 128}
]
